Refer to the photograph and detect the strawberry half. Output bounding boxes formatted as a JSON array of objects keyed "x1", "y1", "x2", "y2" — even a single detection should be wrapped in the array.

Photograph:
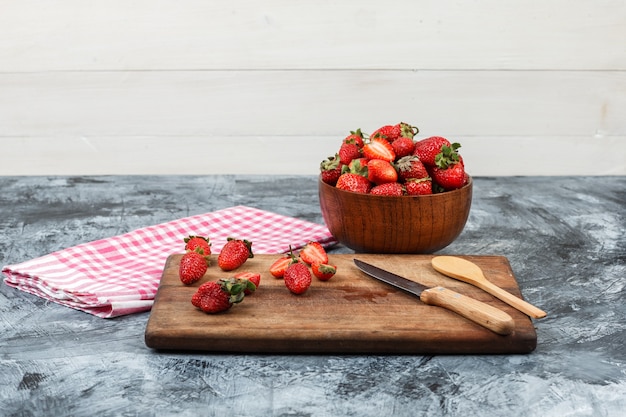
[
  {"x1": 299, "y1": 241, "x2": 329, "y2": 265},
  {"x1": 269, "y1": 256, "x2": 292, "y2": 278},
  {"x1": 234, "y1": 271, "x2": 261, "y2": 295},
  {"x1": 311, "y1": 263, "x2": 337, "y2": 281},
  {"x1": 363, "y1": 137, "x2": 396, "y2": 162}
]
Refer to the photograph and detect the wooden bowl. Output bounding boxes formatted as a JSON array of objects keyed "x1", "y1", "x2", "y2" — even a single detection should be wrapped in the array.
[{"x1": 319, "y1": 176, "x2": 473, "y2": 253}]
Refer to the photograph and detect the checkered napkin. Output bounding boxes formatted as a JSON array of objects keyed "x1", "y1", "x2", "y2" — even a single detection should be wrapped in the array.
[{"x1": 2, "y1": 206, "x2": 337, "y2": 318}]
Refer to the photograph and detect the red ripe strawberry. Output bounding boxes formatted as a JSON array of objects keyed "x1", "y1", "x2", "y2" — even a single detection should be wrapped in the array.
[
  {"x1": 367, "y1": 159, "x2": 398, "y2": 185},
  {"x1": 391, "y1": 136, "x2": 415, "y2": 158},
  {"x1": 320, "y1": 154, "x2": 343, "y2": 186},
  {"x1": 191, "y1": 278, "x2": 254, "y2": 313},
  {"x1": 405, "y1": 177, "x2": 433, "y2": 195},
  {"x1": 370, "y1": 182, "x2": 404, "y2": 196},
  {"x1": 371, "y1": 122, "x2": 418, "y2": 142},
  {"x1": 299, "y1": 241, "x2": 329, "y2": 265},
  {"x1": 284, "y1": 261, "x2": 312, "y2": 295},
  {"x1": 431, "y1": 143, "x2": 465, "y2": 190},
  {"x1": 234, "y1": 271, "x2": 261, "y2": 295},
  {"x1": 335, "y1": 173, "x2": 371, "y2": 194},
  {"x1": 371, "y1": 124, "x2": 401, "y2": 142},
  {"x1": 269, "y1": 256, "x2": 292, "y2": 278},
  {"x1": 179, "y1": 249, "x2": 209, "y2": 285},
  {"x1": 414, "y1": 136, "x2": 451, "y2": 167},
  {"x1": 395, "y1": 155, "x2": 429, "y2": 181},
  {"x1": 362, "y1": 137, "x2": 396, "y2": 162},
  {"x1": 311, "y1": 262, "x2": 337, "y2": 281},
  {"x1": 338, "y1": 141, "x2": 361, "y2": 165},
  {"x1": 432, "y1": 160, "x2": 466, "y2": 190},
  {"x1": 343, "y1": 129, "x2": 365, "y2": 148},
  {"x1": 184, "y1": 235, "x2": 211, "y2": 255},
  {"x1": 218, "y1": 237, "x2": 253, "y2": 271},
  {"x1": 347, "y1": 157, "x2": 369, "y2": 176}
]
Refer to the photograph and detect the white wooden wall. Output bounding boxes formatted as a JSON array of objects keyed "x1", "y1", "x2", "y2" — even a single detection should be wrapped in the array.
[{"x1": 1, "y1": 0, "x2": 624, "y2": 176}]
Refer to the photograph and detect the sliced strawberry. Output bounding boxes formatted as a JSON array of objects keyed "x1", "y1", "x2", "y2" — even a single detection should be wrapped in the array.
[
  {"x1": 299, "y1": 241, "x2": 329, "y2": 265},
  {"x1": 362, "y1": 137, "x2": 396, "y2": 162},
  {"x1": 269, "y1": 256, "x2": 292, "y2": 278},
  {"x1": 234, "y1": 271, "x2": 261, "y2": 295},
  {"x1": 312, "y1": 263, "x2": 337, "y2": 281}
]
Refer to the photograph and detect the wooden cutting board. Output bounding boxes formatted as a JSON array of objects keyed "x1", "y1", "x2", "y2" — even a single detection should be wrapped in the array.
[{"x1": 145, "y1": 254, "x2": 538, "y2": 354}]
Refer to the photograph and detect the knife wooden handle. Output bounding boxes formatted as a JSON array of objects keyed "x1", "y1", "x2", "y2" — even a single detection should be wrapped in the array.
[{"x1": 420, "y1": 286, "x2": 515, "y2": 335}]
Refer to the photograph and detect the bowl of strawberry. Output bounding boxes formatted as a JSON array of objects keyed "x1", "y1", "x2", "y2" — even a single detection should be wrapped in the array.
[{"x1": 319, "y1": 122, "x2": 472, "y2": 254}]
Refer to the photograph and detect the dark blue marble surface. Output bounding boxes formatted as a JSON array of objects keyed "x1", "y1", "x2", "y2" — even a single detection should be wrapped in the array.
[{"x1": 1, "y1": 175, "x2": 624, "y2": 416}]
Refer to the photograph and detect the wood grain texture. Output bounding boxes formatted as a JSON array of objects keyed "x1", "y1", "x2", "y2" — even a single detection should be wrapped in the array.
[
  {"x1": 1, "y1": 0, "x2": 624, "y2": 71},
  {"x1": 145, "y1": 254, "x2": 538, "y2": 354},
  {"x1": 0, "y1": 0, "x2": 624, "y2": 176}
]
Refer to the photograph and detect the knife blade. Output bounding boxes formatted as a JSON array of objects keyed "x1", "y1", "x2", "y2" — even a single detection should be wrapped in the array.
[{"x1": 353, "y1": 259, "x2": 514, "y2": 335}]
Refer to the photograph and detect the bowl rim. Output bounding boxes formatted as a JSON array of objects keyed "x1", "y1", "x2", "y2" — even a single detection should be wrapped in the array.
[{"x1": 318, "y1": 174, "x2": 473, "y2": 198}]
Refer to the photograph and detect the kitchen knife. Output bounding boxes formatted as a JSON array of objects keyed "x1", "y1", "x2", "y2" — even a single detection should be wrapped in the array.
[{"x1": 353, "y1": 259, "x2": 515, "y2": 336}]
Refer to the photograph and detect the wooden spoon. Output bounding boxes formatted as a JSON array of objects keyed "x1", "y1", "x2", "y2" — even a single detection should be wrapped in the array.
[{"x1": 431, "y1": 256, "x2": 547, "y2": 319}]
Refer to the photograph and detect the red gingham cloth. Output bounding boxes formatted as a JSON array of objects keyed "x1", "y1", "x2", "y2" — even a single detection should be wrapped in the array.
[{"x1": 2, "y1": 206, "x2": 337, "y2": 318}]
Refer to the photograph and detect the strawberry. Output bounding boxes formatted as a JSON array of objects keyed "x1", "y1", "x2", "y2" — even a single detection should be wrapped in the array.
[
  {"x1": 320, "y1": 154, "x2": 343, "y2": 186},
  {"x1": 234, "y1": 271, "x2": 261, "y2": 295},
  {"x1": 218, "y1": 237, "x2": 253, "y2": 271},
  {"x1": 184, "y1": 235, "x2": 211, "y2": 255},
  {"x1": 367, "y1": 159, "x2": 398, "y2": 185},
  {"x1": 299, "y1": 241, "x2": 329, "y2": 265},
  {"x1": 431, "y1": 143, "x2": 465, "y2": 190},
  {"x1": 431, "y1": 160, "x2": 466, "y2": 190},
  {"x1": 191, "y1": 278, "x2": 255, "y2": 313},
  {"x1": 434, "y1": 142, "x2": 462, "y2": 168},
  {"x1": 284, "y1": 260, "x2": 312, "y2": 295},
  {"x1": 338, "y1": 141, "x2": 362, "y2": 165},
  {"x1": 335, "y1": 173, "x2": 371, "y2": 194},
  {"x1": 413, "y1": 136, "x2": 451, "y2": 167},
  {"x1": 346, "y1": 157, "x2": 369, "y2": 177},
  {"x1": 179, "y1": 249, "x2": 209, "y2": 285},
  {"x1": 391, "y1": 136, "x2": 415, "y2": 158},
  {"x1": 395, "y1": 155, "x2": 429, "y2": 181},
  {"x1": 371, "y1": 122, "x2": 418, "y2": 142},
  {"x1": 371, "y1": 124, "x2": 401, "y2": 142},
  {"x1": 269, "y1": 256, "x2": 292, "y2": 278},
  {"x1": 405, "y1": 177, "x2": 433, "y2": 195},
  {"x1": 363, "y1": 136, "x2": 396, "y2": 162},
  {"x1": 370, "y1": 182, "x2": 404, "y2": 196},
  {"x1": 343, "y1": 129, "x2": 365, "y2": 148},
  {"x1": 311, "y1": 263, "x2": 337, "y2": 281}
]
